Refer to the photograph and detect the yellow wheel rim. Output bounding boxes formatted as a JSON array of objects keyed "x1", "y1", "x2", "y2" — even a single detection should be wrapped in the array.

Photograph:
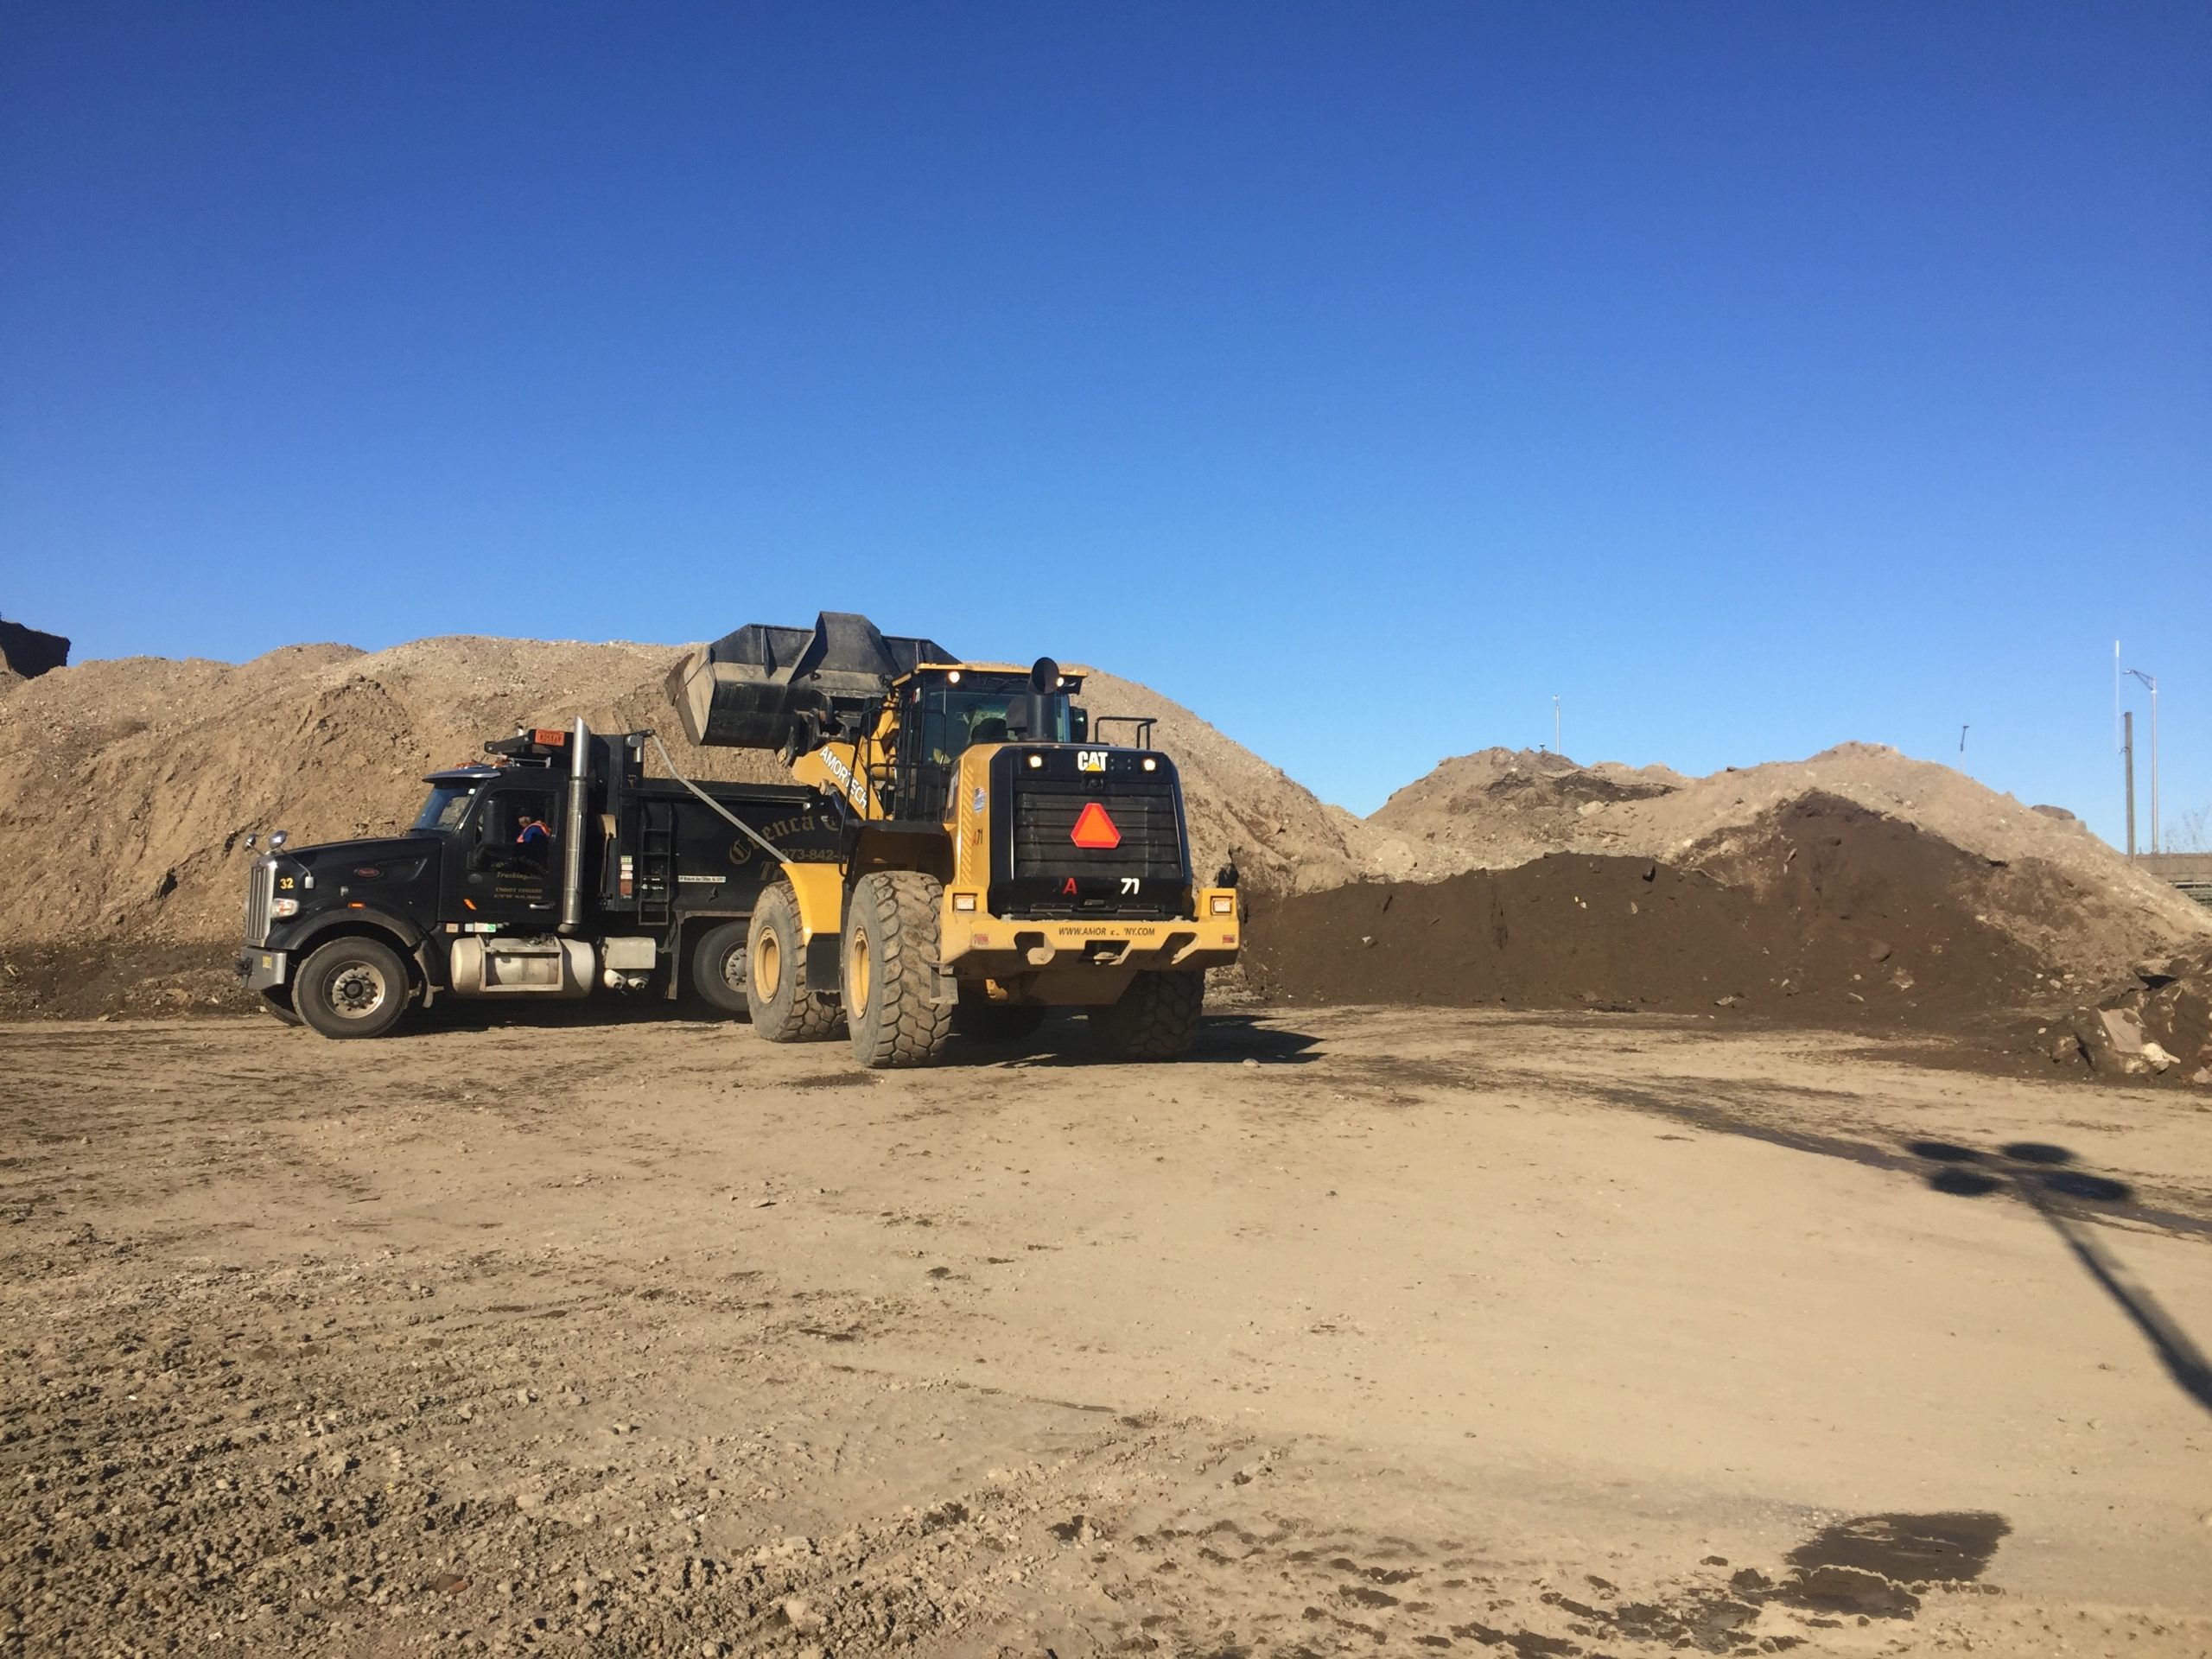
[
  {"x1": 848, "y1": 926, "x2": 872, "y2": 1014},
  {"x1": 754, "y1": 932, "x2": 781, "y2": 1001}
]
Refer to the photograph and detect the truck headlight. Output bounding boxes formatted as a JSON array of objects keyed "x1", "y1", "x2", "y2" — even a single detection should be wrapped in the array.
[
  {"x1": 1210, "y1": 895, "x2": 1235, "y2": 915},
  {"x1": 272, "y1": 897, "x2": 301, "y2": 919}
]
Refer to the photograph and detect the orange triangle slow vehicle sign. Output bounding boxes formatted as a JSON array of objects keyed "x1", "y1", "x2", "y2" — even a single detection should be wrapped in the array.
[{"x1": 1070, "y1": 800, "x2": 1122, "y2": 850}]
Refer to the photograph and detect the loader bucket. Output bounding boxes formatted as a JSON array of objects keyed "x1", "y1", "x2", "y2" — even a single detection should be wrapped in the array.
[{"x1": 666, "y1": 611, "x2": 957, "y2": 750}]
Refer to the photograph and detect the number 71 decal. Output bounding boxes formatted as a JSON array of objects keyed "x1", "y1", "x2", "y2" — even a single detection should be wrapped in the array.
[{"x1": 1120, "y1": 878, "x2": 1141, "y2": 894}]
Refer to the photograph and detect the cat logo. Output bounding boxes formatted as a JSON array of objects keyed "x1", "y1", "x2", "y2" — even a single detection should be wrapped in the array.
[{"x1": 1077, "y1": 749, "x2": 1107, "y2": 772}]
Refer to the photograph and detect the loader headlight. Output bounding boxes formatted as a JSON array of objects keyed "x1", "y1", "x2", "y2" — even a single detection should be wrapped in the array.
[
  {"x1": 1141, "y1": 757, "x2": 1157, "y2": 772},
  {"x1": 952, "y1": 892, "x2": 978, "y2": 912},
  {"x1": 1210, "y1": 894, "x2": 1235, "y2": 916},
  {"x1": 272, "y1": 897, "x2": 301, "y2": 919}
]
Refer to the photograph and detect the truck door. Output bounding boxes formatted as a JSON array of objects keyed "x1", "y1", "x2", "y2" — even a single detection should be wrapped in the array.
[{"x1": 447, "y1": 775, "x2": 564, "y2": 928}]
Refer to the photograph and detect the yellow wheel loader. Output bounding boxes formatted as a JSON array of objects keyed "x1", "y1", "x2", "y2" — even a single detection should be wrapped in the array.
[{"x1": 664, "y1": 613, "x2": 1240, "y2": 1067}]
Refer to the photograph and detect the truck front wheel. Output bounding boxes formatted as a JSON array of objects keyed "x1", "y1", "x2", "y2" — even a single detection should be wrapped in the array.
[
  {"x1": 843, "y1": 871, "x2": 954, "y2": 1069},
  {"x1": 746, "y1": 882, "x2": 842, "y2": 1042},
  {"x1": 296, "y1": 937, "x2": 412, "y2": 1039},
  {"x1": 1089, "y1": 969, "x2": 1205, "y2": 1061},
  {"x1": 689, "y1": 920, "x2": 751, "y2": 1017}
]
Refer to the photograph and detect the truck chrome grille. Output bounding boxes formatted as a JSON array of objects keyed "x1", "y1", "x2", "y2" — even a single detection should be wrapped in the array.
[{"x1": 243, "y1": 857, "x2": 276, "y2": 947}]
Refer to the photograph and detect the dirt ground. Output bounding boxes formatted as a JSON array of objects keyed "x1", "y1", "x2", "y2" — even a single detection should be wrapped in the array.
[{"x1": 4, "y1": 1005, "x2": 2210, "y2": 1658}]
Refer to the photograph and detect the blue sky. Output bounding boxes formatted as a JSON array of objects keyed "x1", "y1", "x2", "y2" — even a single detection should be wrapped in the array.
[{"x1": 3, "y1": 3, "x2": 2205, "y2": 843}]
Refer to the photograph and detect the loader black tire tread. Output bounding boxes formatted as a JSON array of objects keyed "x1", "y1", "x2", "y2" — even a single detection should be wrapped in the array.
[
  {"x1": 746, "y1": 882, "x2": 842, "y2": 1042},
  {"x1": 1089, "y1": 969, "x2": 1205, "y2": 1061},
  {"x1": 844, "y1": 871, "x2": 954, "y2": 1069}
]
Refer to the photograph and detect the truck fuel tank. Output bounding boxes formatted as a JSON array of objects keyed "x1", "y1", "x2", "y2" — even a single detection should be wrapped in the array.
[{"x1": 448, "y1": 936, "x2": 594, "y2": 997}]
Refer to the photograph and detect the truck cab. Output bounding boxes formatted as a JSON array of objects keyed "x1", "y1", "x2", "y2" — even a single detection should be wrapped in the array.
[{"x1": 238, "y1": 725, "x2": 836, "y2": 1038}]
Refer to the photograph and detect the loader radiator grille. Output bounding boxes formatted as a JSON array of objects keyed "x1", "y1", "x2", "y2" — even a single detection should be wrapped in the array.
[{"x1": 1011, "y1": 783, "x2": 1185, "y2": 883}]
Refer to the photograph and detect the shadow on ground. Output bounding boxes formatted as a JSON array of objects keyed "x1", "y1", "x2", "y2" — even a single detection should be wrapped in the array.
[{"x1": 1909, "y1": 1138, "x2": 2212, "y2": 1416}]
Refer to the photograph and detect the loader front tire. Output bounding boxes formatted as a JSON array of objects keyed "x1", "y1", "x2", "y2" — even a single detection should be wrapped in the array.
[
  {"x1": 1089, "y1": 969, "x2": 1205, "y2": 1061},
  {"x1": 746, "y1": 882, "x2": 842, "y2": 1042},
  {"x1": 842, "y1": 871, "x2": 954, "y2": 1069}
]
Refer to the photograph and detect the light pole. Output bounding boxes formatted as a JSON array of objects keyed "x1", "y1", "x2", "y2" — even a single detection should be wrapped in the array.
[
  {"x1": 1553, "y1": 695, "x2": 1560, "y2": 755},
  {"x1": 2126, "y1": 667, "x2": 2159, "y2": 855}
]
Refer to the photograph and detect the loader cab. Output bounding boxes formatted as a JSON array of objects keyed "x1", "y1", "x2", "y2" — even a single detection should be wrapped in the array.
[{"x1": 887, "y1": 664, "x2": 1087, "y2": 822}]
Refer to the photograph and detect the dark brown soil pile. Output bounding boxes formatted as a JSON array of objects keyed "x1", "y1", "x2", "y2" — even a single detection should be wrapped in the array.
[
  {"x1": 1247, "y1": 795, "x2": 2069, "y2": 1032},
  {"x1": 1357, "y1": 741, "x2": 2210, "y2": 984},
  {"x1": 0, "y1": 941, "x2": 254, "y2": 1022}
]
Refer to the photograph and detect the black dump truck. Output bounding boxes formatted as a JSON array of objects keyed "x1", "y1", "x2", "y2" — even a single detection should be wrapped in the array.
[{"x1": 237, "y1": 722, "x2": 837, "y2": 1037}]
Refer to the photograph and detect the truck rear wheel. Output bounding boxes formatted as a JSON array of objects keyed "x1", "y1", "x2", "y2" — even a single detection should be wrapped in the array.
[
  {"x1": 689, "y1": 919, "x2": 751, "y2": 1017},
  {"x1": 296, "y1": 937, "x2": 412, "y2": 1039},
  {"x1": 746, "y1": 882, "x2": 841, "y2": 1042},
  {"x1": 1089, "y1": 969, "x2": 1205, "y2": 1061},
  {"x1": 951, "y1": 1000, "x2": 1048, "y2": 1044},
  {"x1": 842, "y1": 871, "x2": 954, "y2": 1069}
]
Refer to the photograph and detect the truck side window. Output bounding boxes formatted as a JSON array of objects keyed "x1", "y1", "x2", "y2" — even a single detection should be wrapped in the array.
[{"x1": 492, "y1": 791, "x2": 556, "y2": 868}]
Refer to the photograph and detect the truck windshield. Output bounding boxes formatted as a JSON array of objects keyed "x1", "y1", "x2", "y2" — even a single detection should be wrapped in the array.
[{"x1": 413, "y1": 785, "x2": 478, "y2": 832}]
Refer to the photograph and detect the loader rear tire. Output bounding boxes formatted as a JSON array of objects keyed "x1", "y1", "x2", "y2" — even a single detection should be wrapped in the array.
[
  {"x1": 1089, "y1": 969, "x2": 1205, "y2": 1061},
  {"x1": 842, "y1": 871, "x2": 954, "y2": 1069},
  {"x1": 746, "y1": 882, "x2": 842, "y2": 1042}
]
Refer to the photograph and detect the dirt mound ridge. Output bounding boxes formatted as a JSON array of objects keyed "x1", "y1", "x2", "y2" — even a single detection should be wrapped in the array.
[
  {"x1": 0, "y1": 637, "x2": 1357, "y2": 954},
  {"x1": 1361, "y1": 741, "x2": 2208, "y2": 981}
]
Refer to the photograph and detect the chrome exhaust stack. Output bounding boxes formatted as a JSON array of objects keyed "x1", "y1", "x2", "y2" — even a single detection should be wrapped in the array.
[{"x1": 560, "y1": 715, "x2": 589, "y2": 932}]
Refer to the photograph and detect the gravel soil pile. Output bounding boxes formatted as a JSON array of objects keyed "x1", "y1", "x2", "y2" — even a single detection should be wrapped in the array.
[{"x1": 0, "y1": 637, "x2": 1357, "y2": 979}]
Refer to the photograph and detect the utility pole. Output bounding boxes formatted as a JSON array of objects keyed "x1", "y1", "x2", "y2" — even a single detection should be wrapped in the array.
[
  {"x1": 2124, "y1": 709, "x2": 2137, "y2": 856},
  {"x1": 1553, "y1": 696, "x2": 1560, "y2": 755},
  {"x1": 1958, "y1": 723, "x2": 1969, "y2": 767},
  {"x1": 2126, "y1": 666, "x2": 2159, "y2": 854}
]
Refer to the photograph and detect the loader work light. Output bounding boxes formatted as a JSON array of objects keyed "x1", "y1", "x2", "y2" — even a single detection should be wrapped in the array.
[{"x1": 1070, "y1": 801, "x2": 1121, "y2": 850}]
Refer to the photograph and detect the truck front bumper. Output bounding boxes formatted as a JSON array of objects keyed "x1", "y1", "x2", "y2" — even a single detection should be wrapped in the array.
[
  {"x1": 236, "y1": 948, "x2": 289, "y2": 991},
  {"x1": 938, "y1": 887, "x2": 1241, "y2": 1001}
]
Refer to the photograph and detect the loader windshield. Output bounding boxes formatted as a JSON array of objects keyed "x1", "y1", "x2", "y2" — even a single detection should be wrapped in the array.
[
  {"x1": 915, "y1": 674, "x2": 1072, "y2": 762},
  {"x1": 892, "y1": 671, "x2": 1074, "y2": 819}
]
